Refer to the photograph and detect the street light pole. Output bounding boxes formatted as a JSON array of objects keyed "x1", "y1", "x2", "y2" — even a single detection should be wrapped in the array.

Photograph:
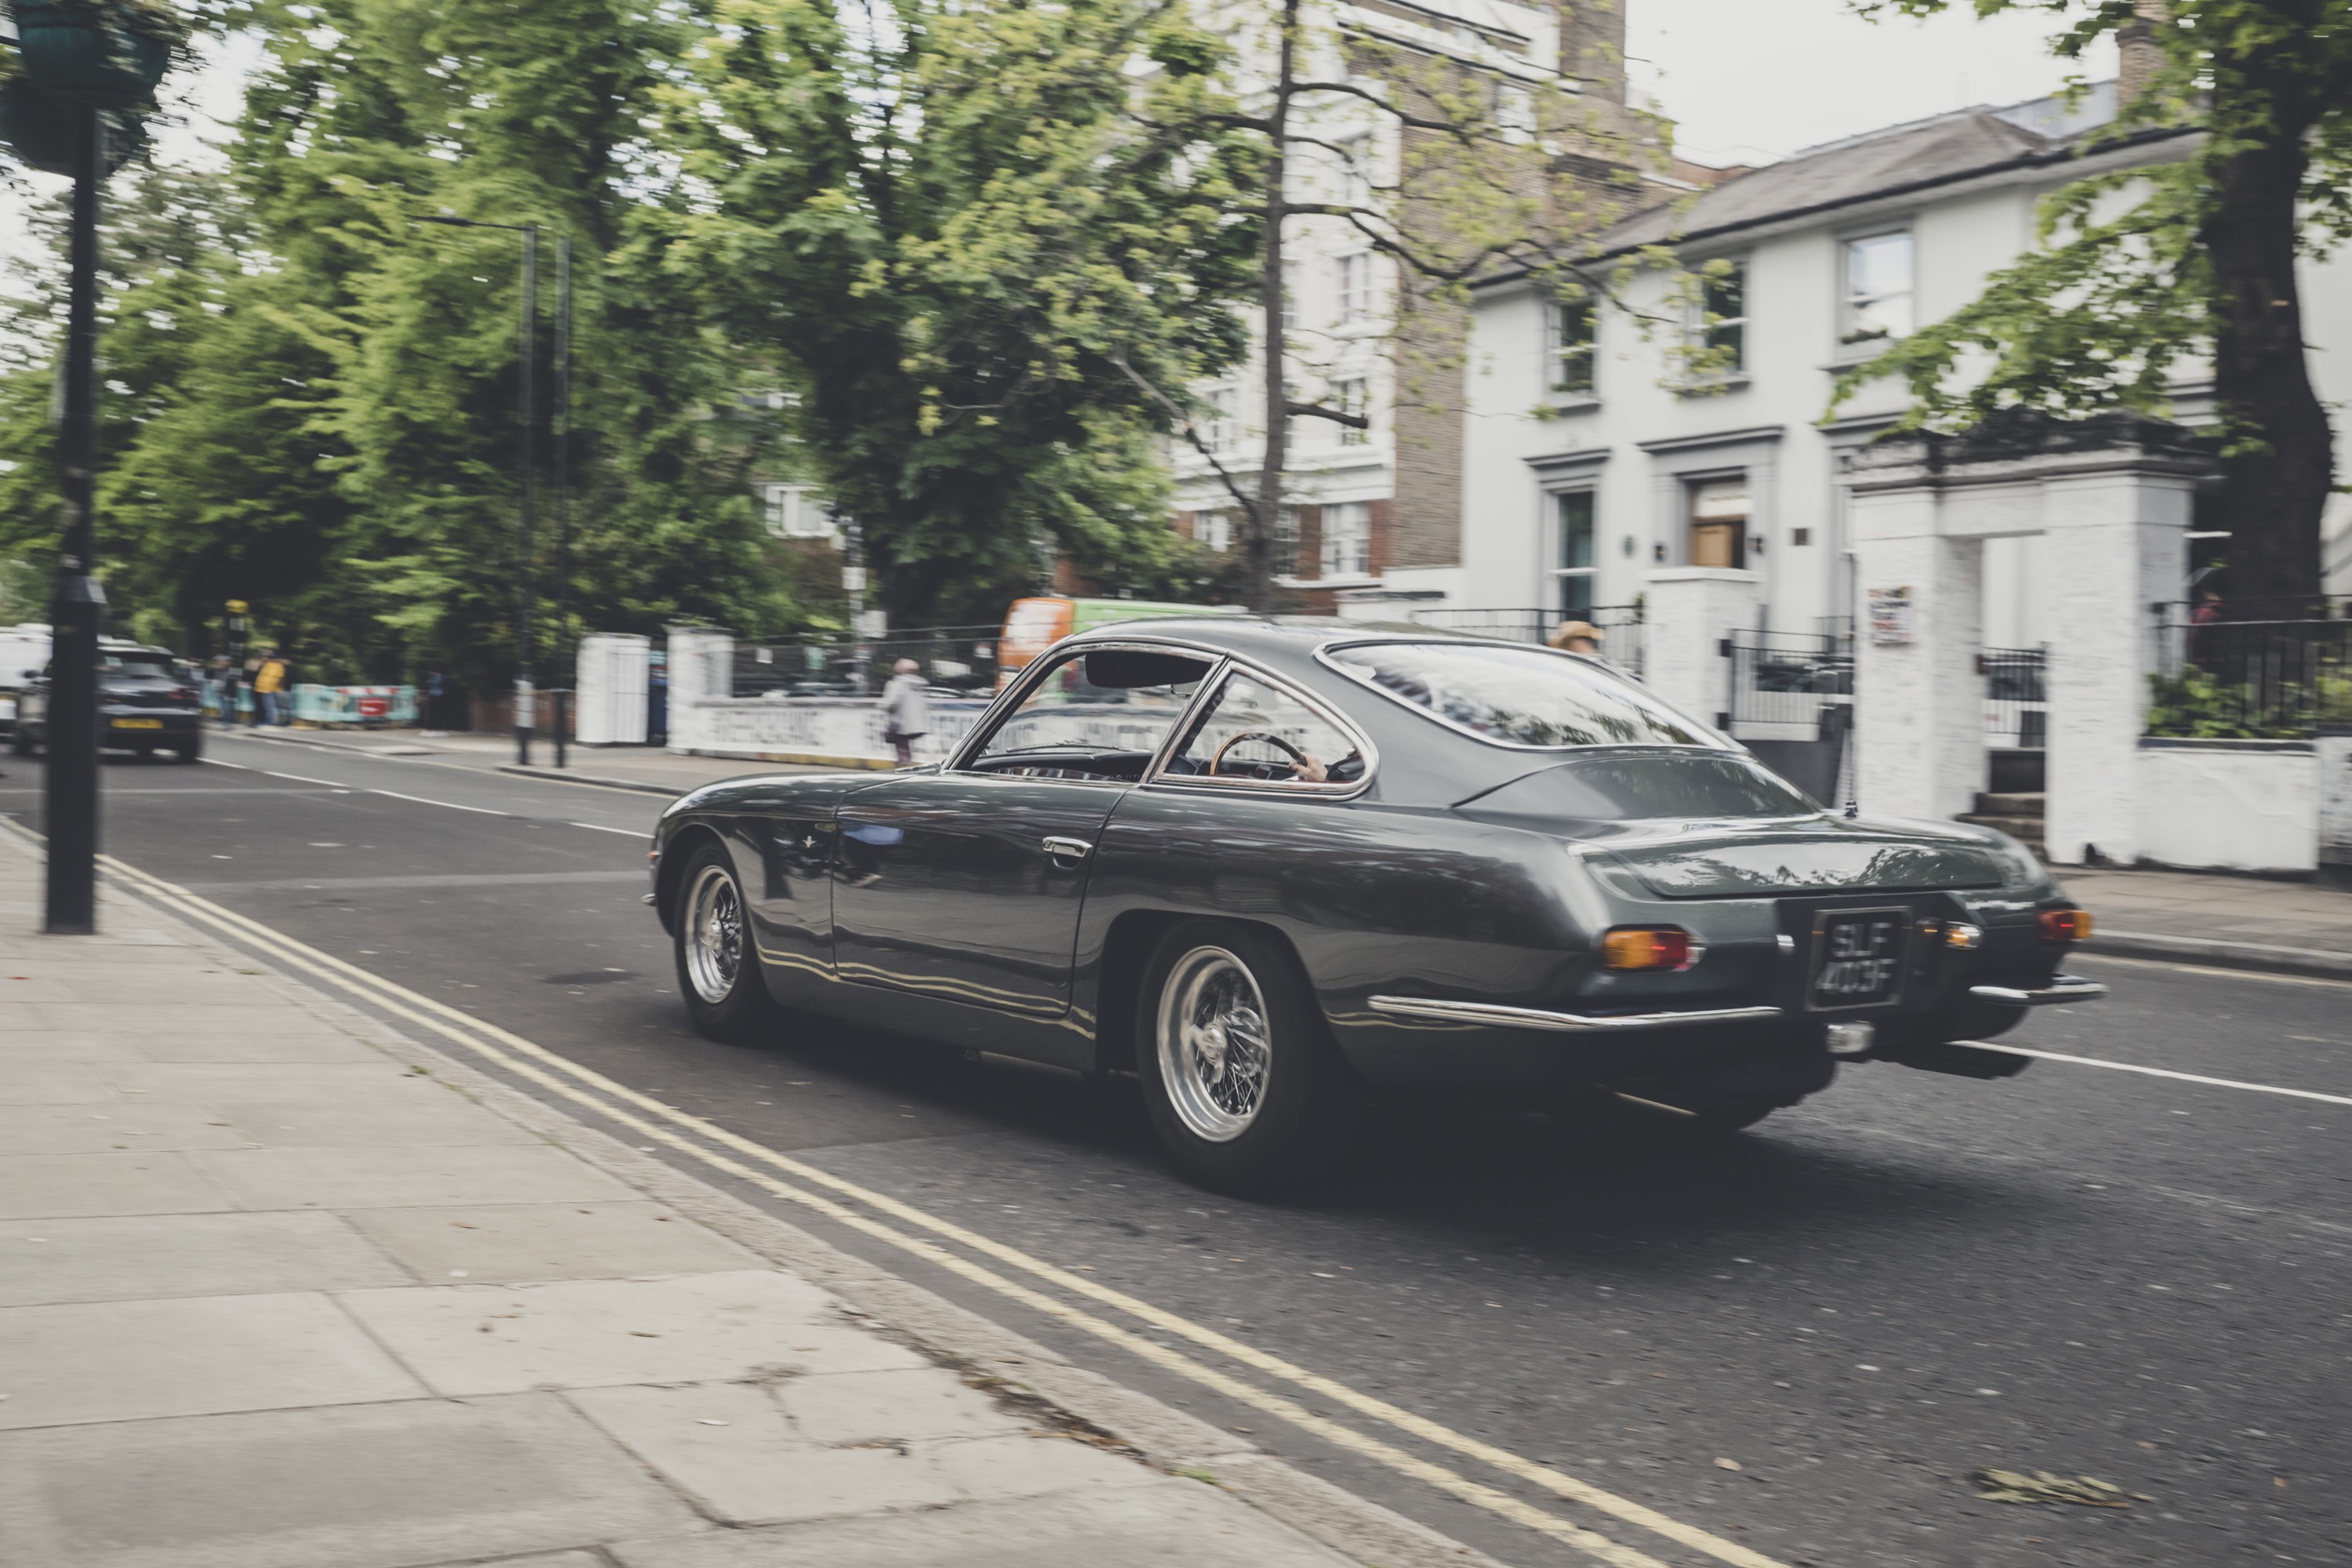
[
  {"x1": 43, "y1": 103, "x2": 105, "y2": 935},
  {"x1": 552, "y1": 234, "x2": 571, "y2": 770},
  {"x1": 514, "y1": 223, "x2": 538, "y2": 766}
]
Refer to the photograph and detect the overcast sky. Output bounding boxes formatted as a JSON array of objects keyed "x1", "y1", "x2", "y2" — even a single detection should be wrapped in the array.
[{"x1": 1630, "y1": 0, "x2": 2117, "y2": 167}]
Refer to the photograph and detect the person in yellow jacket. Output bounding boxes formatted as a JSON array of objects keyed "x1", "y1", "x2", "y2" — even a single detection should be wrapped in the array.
[{"x1": 252, "y1": 651, "x2": 289, "y2": 727}]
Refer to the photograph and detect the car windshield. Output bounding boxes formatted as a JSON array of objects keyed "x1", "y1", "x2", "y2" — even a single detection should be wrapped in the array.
[
  {"x1": 1324, "y1": 640, "x2": 1723, "y2": 750},
  {"x1": 100, "y1": 656, "x2": 177, "y2": 681}
]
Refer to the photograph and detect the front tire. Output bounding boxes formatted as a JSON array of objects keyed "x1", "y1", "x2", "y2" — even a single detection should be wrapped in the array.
[
  {"x1": 1136, "y1": 920, "x2": 1355, "y2": 1196},
  {"x1": 672, "y1": 843, "x2": 779, "y2": 1044},
  {"x1": 170, "y1": 735, "x2": 202, "y2": 764},
  {"x1": 11, "y1": 724, "x2": 34, "y2": 757}
]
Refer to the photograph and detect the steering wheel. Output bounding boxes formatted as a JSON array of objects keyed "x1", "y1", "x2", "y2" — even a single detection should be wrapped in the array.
[{"x1": 1207, "y1": 730, "x2": 1327, "y2": 783}]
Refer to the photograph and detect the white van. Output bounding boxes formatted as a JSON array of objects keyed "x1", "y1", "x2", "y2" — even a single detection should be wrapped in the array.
[{"x1": 0, "y1": 624, "x2": 53, "y2": 736}]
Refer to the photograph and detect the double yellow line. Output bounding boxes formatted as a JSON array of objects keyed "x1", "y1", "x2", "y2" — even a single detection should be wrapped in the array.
[{"x1": 98, "y1": 849, "x2": 1789, "y2": 1568}]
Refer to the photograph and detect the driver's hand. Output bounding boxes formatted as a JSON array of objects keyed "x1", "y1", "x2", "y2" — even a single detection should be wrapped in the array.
[{"x1": 1291, "y1": 752, "x2": 1328, "y2": 783}]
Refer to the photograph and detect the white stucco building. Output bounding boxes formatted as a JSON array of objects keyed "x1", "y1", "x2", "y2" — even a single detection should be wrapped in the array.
[{"x1": 1449, "y1": 83, "x2": 2352, "y2": 643}]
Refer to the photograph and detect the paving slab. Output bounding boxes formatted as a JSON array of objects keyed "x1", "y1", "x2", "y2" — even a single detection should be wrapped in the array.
[
  {"x1": 608, "y1": 1479, "x2": 1358, "y2": 1568},
  {"x1": 25, "y1": 1003, "x2": 332, "y2": 1033},
  {"x1": 0, "y1": 1103, "x2": 256, "y2": 1154},
  {"x1": 0, "y1": 1291, "x2": 424, "y2": 1428},
  {"x1": 343, "y1": 1200, "x2": 764, "y2": 1283},
  {"x1": 0, "y1": 1152, "x2": 233, "y2": 1218},
  {"x1": 0, "y1": 1033, "x2": 161, "y2": 1062},
  {"x1": 0, "y1": 1061, "x2": 116, "y2": 1104},
  {"x1": 212, "y1": 1094, "x2": 545, "y2": 1149},
  {"x1": 134, "y1": 1032, "x2": 381, "y2": 1063},
  {"x1": 779, "y1": 1367, "x2": 1031, "y2": 1445},
  {"x1": 0, "y1": 1394, "x2": 697, "y2": 1568},
  {"x1": 572, "y1": 1381, "x2": 967, "y2": 1523},
  {"x1": 191, "y1": 1143, "x2": 636, "y2": 1210},
  {"x1": 0, "y1": 1212, "x2": 412, "y2": 1307},
  {"x1": 102, "y1": 1062, "x2": 444, "y2": 1102},
  {"x1": 340, "y1": 1270, "x2": 924, "y2": 1396}
]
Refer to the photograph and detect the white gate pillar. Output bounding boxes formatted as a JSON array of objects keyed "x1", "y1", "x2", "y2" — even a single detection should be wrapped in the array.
[
  {"x1": 1840, "y1": 415, "x2": 2199, "y2": 857},
  {"x1": 664, "y1": 626, "x2": 735, "y2": 753},
  {"x1": 1846, "y1": 478, "x2": 1984, "y2": 824},
  {"x1": 1639, "y1": 567, "x2": 1761, "y2": 728},
  {"x1": 2041, "y1": 467, "x2": 2193, "y2": 864}
]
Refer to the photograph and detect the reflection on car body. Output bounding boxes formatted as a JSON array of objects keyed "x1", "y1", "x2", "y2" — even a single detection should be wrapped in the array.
[{"x1": 648, "y1": 618, "x2": 2103, "y2": 1194}]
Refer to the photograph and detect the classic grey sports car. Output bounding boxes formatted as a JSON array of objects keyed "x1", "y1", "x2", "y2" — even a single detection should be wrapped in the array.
[{"x1": 650, "y1": 619, "x2": 2103, "y2": 1192}]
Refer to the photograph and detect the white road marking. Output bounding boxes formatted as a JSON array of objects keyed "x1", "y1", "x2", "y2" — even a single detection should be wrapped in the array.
[
  {"x1": 264, "y1": 769, "x2": 346, "y2": 788},
  {"x1": 1962, "y1": 1041, "x2": 2352, "y2": 1109},
  {"x1": 568, "y1": 821, "x2": 646, "y2": 837},
  {"x1": 364, "y1": 787, "x2": 507, "y2": 816}
]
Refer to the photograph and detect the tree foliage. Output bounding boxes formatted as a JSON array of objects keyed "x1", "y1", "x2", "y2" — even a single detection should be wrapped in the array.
[
  {"x1": 1836, "y1": 0, "x2": 2352, "y2": 602},
  {"x1": 654, "y1": 0, "x2": 1262, "y2": 625}
]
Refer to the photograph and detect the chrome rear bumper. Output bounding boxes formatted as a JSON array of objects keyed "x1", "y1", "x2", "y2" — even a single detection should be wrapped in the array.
[
  {"x1": 1368, "y1": 996, "x2": 1783, "y2": 1033},
  {"x1": 1967, "y1": 975, "x2": 2108, "y2": 1007}
]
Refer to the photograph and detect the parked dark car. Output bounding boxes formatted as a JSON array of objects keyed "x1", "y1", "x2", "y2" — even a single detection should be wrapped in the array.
[
  {"x1": 13, "y1": 639, "x2": 204, "y2": 763},
  {"x1": 648, "y1": 619, "x2": 2102, "y2": 1193}
]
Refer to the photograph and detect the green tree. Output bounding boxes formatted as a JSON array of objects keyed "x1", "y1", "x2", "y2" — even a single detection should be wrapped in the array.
[
  {"x1": 659, "y1": 0, "x2": 1260, "y2": 626},
  {"x1": 1838, "y1": 0, "x2": 2352, "y2": 604}
]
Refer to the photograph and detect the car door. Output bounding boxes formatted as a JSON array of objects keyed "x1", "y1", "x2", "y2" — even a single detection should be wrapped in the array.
[{"x1": 832, "y1": 644, "x2": 1214, "y2": 1019}]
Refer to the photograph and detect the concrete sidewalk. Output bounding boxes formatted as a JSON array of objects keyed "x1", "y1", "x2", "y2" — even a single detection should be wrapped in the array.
[
  {"x1": 2063, "y1": 866, "x2": 2352, "y2": 978},
  {"x1": 0, "y1": 833, "x2": 1394, "y2": 1568}
]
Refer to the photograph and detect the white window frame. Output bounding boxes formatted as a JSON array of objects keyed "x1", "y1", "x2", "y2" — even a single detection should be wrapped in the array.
[
  {"x1": 1552, "y1": 488, "x2": 1599, "y2": 613},
  {"x1": 1331, "y1": 376, "x2": 1370, "y2": 446},
  {"x1": 762, "y1": 484, "x2": 835, "y2": 541},
  {"x1": 1322, "y1": 500, "x2": 1372, "y2": 579},
  {"x1": 1838, "y1": 228, "x2": 1915, "y2": 357},
  {"x1": 1548, "y1": 296, "x2": 1597, "y2": 398},
  {"x1": 1335, "y1": 133, "x2": 1374, "y2": 209},
  {"x1": 1336, "y1": 252, "x2": 1373, "y2": 328},
  {"x1": 1201, "y1": 385, "x2": 1237, "y2": 452},
  {"x1": 1688, "y1": 259, "x2": 1748, "y2": 376}
]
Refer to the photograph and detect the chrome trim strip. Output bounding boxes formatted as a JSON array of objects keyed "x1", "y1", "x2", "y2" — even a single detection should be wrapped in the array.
[
  {"x1": 1968, "y1": 976, "x2": 2109, "y2": 1007},
  {"x1": 1368, "y1": 995, "x2": 1783, "y2": 1033}
]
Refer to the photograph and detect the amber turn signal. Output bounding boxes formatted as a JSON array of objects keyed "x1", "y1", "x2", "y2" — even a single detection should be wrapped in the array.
[
  {"x1": 2037, "y1": 909, "x2": 2094, "y2": 942},
  {"x1": 1600, "y1": 927, "x2": 1697, "y2": 971}
]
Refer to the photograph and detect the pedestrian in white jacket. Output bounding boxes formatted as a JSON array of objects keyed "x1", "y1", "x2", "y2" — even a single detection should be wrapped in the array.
[{"x1": 881, "y1": 659, "x2": 929, "y2": 767}]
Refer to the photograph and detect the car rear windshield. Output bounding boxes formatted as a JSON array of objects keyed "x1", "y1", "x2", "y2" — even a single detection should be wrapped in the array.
[
  {"x1": 101, "y1": 657, "x2": 176, "y2": 681},
  {"x1": 1323, "y1": 641, "x2": 1723, "y2": 750},
  {"x1": 1457, "y1": 753, "x2": 1817, "y2": 823}
]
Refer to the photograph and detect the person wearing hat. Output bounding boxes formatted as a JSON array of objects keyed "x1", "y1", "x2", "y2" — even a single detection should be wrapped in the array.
[{"x1": 1547, "y1": 620, "x2": 1604, "y2": 656}]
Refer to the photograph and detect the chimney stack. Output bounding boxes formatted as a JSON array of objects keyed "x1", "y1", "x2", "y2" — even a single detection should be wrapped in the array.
[
  {"x1": 2118, "y1": 0, "x2": 2165, "y2": 108},
  {"x1": 1561, "y1": 0, "x2": 1628, "y2": 105}
]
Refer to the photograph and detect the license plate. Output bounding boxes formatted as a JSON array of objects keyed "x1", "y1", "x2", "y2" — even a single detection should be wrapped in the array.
[
  {"x1": 111, "y1": 717, "x2": 164, "y2": 729},
  {"x1": 1807, "y1": 906, "x2": 1910, "y2": 1011}
]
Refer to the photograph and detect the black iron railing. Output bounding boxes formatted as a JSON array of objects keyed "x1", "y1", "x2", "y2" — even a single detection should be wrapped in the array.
[
  {"x1": 2148, "y1": 604, "x2": 2352, "y2": 738},
  {"x1": 1726, "y1": 630, "x2": 1853, "y2": 731},
  {"x1": 1980, "y1": 647, "x2": 2046, "y2": 749}
]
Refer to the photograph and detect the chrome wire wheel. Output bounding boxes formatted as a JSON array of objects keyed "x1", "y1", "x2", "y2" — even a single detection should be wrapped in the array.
[
  {"x1": 682, "y1": 862, "x2": 745, "y2": 1004},
  {"x1": 1156, "y1": 946, "x2": 1273, "y2": 1143}
]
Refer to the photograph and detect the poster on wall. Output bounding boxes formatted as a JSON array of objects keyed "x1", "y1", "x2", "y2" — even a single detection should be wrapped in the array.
[{"x1": 1868, "y1": 586, "x2": 1915, "y2": 645}]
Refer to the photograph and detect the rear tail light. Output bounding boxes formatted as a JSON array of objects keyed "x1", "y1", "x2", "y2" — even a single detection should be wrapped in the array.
[
  {"x1": 2038, "y1": 909, "x2": 2094, "y2": 942},
  {"x1": 1600, "y1": 926, "x2": 1697, "y2": 971}
]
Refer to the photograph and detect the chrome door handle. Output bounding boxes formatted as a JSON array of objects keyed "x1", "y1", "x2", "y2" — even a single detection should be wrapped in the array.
[{"x1": 1042, "y1": 836, "x2": 1093, "y2": 863}]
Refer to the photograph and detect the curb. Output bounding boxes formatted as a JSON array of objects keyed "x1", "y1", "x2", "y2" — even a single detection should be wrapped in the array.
[
  {"x1": 675, "y1": 745, "x2": 895, "y2": 771},
  {"x1": 496, "y1": 763, "x2": 680, "y2": 797},
  {"x1": 216, "y1": 726, "x2": 434, "y2": 758},
  {"x1": 2083, "y1": 927, "x2": 2352, "y2": 982},
  {"x1": 65, "y1": 841, "x2": 1506, "y2": 1568}
]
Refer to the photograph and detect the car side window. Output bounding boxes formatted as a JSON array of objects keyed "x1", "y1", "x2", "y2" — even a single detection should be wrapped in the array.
[
  {"x1": 964, "y1": 648, "x2": 1212, "y2": 782},
  {"x1": 1165, "y1": 670, "x2": 1363, "y2": 787}
]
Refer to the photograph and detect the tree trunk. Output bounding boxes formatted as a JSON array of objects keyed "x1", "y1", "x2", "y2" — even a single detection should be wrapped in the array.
[
  {"x1": 1243, "y1": 0, "x2": 1300, "y2": 615},
  {"x1": 2201, "y1": 88, "x2": 2330, "y2": 608}
]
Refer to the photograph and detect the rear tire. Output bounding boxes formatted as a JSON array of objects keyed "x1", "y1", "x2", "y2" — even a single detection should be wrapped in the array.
[
  {"x1": 10, "y1": 725, "x2": 34, "y2": 757},
  {"x1": 671, "y1": 842, "x2": 780, "y2": 1044},
  {"x1": 170, "y1": 736, "x2": 201, "y2": 764},
  {"x1": 1135, "y1": 920, "x2": 1356, "y2": 1197}
]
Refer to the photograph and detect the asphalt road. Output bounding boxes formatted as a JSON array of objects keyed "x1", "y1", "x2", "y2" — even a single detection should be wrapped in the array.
[{"x1": 9, "y1": 730, "x2": 2348, "y2": 1568}]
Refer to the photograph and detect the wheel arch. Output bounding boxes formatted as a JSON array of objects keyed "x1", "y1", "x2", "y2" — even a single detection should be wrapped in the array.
[
  {"x1": 1091, "y1": 909, "x2": 1318, "y2": 1076},
  {"x1": 655, "y1": 819, "x2": 731, "y2": 936}
]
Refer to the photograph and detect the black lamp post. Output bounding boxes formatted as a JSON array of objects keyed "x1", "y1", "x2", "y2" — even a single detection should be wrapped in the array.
[
  {"x1": 4, "y1": 0, "x2": 176, "y2": 935},
  {"x1": 414, "y1": 216, "x2": 541, "y2": 766}
]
